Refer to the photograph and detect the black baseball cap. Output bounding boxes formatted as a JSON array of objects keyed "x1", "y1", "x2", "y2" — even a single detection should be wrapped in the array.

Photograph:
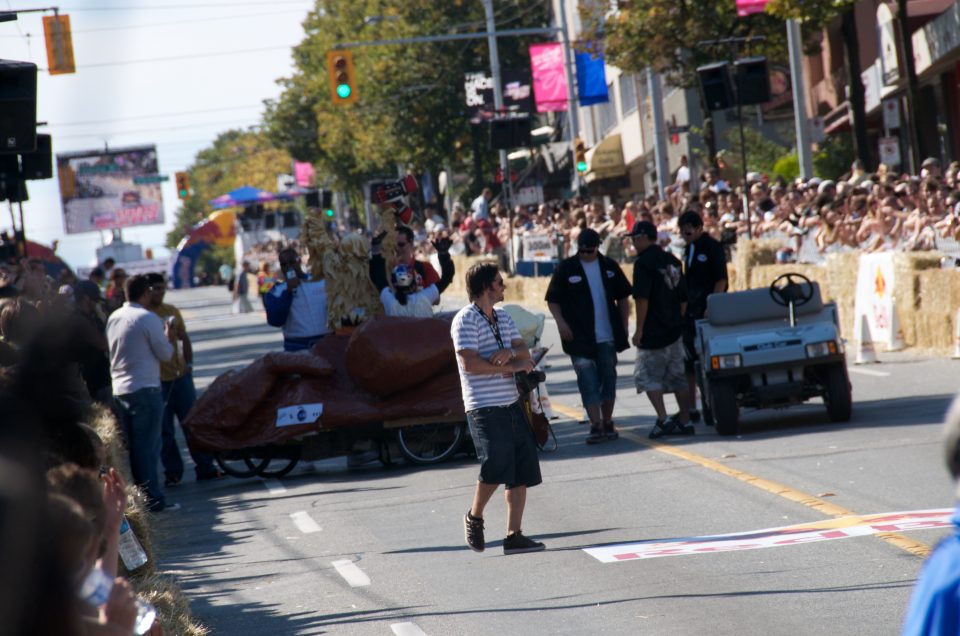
[
  {"x1": 577, "y1": 228, "x2": 601, "y2": 249},
  {"x1": 625, "y1": 220, "x2": 657, "y2": 240}
]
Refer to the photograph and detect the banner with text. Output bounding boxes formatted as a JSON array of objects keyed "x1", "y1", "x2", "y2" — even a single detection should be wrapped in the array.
[
  {"x1": 529, "y1": 42, "x2": 568, "y2": 113},
  {"x1": 57, "y1": 145, "x2": 165, "y2": 235}
]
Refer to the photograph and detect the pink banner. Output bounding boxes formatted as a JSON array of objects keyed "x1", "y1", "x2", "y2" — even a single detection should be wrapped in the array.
[
  {"x1": 736, "y1": 0, "x2": 769, "y2": 16},
  {"x1": 529, "y1": 42, "x2": 568, "y2": 113},
  {"x1": 294, "y1": 161, "x2": 315, "y2": 187}
]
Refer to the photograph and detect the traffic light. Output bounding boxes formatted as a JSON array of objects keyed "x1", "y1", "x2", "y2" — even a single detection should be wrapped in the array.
[
  {"x1": 321, "y1": 190, "x2": 334, "y2": 217},
  {"x1": 175, "y1": 171, "x2": 189, "y2": 199},
  {"x1": 326, "y1": 50, "x2": 357, "y2": 105},
  {"x1": 575, "y1": 138, "x2": 587, "y2": 173}
]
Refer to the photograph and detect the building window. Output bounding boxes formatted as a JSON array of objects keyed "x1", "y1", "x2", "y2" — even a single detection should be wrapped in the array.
[
  {"x1": 620, "y1": 73, "x2": 637, "y2": 117},
  {"x1": 597, "y1": 83, "x2": 617, "y2": 137}
]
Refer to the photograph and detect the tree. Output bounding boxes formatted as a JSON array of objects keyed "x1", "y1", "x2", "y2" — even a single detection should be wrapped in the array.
[
  {"x1": 262, "y1": 0, "x2": 550, "y2": 199},
  {"x1": 165, "y1": 129, "x2": 293, "y2": 250}
]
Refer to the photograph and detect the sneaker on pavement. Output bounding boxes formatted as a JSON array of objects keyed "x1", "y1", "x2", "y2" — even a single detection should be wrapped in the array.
[
  {"x1": 648, "y1": 418, "x2": 675, "y2": 439},
  {"x1": 464, "y1": 511, "x2": 485, "y2": 552},
  {"x1": 503, "y1": 531, "x2": 545, "y2": 555},
  {"x1": 667, "y1": 414, "x2": 695, "y2": 435},
  {"x1": 603, "y1": 421, "x2": 619, "y2": 441},
  {"x1": 586, "y1": 426, "x2": 606, "y2": 444}
]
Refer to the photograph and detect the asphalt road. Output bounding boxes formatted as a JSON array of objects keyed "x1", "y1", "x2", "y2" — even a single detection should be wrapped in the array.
[{"x1": 153, "y1": 285, "x2": 959, "y2": 636}]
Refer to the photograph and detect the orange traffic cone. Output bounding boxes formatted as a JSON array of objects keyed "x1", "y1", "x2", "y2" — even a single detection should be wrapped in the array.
[{"x1": 855, "y1": 314, "x2": 878, "y2": 364}]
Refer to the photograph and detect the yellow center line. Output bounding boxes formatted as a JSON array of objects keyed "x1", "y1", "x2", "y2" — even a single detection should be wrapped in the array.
[{"x1": 549, "y1": 402, "x2": 931, "y2": 558}]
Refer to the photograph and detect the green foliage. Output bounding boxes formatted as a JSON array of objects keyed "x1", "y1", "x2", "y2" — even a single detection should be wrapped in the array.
[
  {"x1": 725, "y1": 125, "x2": 789, "y2": 176},
  {"x1": 165, "y1": 129, "x2": 293, "y2": 250},
  {"x1": 585, "y1": 0, "x2": 789, "y2": 87},
  {"x1": 772, "y1": 152, "x2": 799, "y2": 181},
  {"x1": 813, "y1": 130, "x2": 855, "y2": 180},
  {"x1": 262, "y1": 0, "x2": 549, "y2": 194}
]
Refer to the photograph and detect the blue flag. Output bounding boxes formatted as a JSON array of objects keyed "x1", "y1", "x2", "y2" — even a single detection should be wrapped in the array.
[{"x1": 575, "y1": 50, "x2": 609, "y2": 106}]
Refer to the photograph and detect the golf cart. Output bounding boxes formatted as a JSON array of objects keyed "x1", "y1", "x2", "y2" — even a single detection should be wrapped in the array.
[{"x1": 694, "y1": 273, "x2": 852, "y2": 436}]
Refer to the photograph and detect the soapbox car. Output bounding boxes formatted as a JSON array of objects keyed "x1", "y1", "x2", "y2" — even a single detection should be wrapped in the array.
[{"x1": 694, "y1": 273, "x2": 852, "y2": 436}]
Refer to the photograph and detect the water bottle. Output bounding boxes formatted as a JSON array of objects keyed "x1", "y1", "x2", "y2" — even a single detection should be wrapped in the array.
[
  {"x1": 118, "y1": 516, "x2": 148, "y2": 571},
  {"x1": 80, "y1": 567, "x2": 156, "y2": 635}
]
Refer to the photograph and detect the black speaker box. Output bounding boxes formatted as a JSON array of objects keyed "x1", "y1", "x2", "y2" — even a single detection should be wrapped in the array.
[
  {"x1": 734, "y1": 57, "x2": 771, "y2": 106},
  {"x1": 697, "y1": 62, "x2": 735, "y2": 111},
  {"x1": 489, "y1": 117, "x2": 532, "y2": 150},
  {"x1": 0, "y1": 60, "x2": 37, "y2": 153},
  {"x1": 20, "y1": 133, "x2": 51, "y2": 180}
]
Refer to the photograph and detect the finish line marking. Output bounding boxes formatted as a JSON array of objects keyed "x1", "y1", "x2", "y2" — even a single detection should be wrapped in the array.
[
  {"x1": 290, "y1": 511, "x2": 321, "y2": 534},
  {"x1": 847, "y1": 367, "x2": 890, "y2": 377},
  {"x1": 549, "y1": 401, "x2": 933, "y2": 558},
  {"x1": 263, "y1": 480, "x2": 287, "y2": 495},
  {"x1": 331, "y1": 559, "x2": 371, "y2": 587},
  {"x1": 584, "y1": 509, "x2": 952, "y2": 563},
  {"x1": 391, "y1": 622, "x2": 429, "y2": 636}
]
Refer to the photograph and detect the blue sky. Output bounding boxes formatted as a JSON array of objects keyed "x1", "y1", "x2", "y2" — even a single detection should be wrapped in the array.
[{"x1": 0, "y1": 0, "x2": 312, "y2": 268}]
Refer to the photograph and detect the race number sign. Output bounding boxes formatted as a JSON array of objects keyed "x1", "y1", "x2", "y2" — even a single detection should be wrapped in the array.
[
  {"x1": 854, "y1": 252, "x2": 904, "y2": 350},
  {"x1": 522, "y1": 234, "x2": 555, "y2": 262},
  {"x1": 276, "y1": 403, "x2": 323, "y2": 427}
]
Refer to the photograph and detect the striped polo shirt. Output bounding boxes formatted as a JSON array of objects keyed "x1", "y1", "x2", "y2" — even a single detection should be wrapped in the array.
[{"x1": 451, "y1": 304, "x2": 521, "y2": 411}]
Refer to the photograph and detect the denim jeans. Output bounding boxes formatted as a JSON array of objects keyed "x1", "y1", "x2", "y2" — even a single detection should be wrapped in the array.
[
  {"x1": 160, "y1": 373, "x2": 217, "y2": 480},
  {"x1": 114, "y1": 387, "x2": 165, "y2": 511},
  {"x1": 571, "y1": 341, "x2": 619, "y2": 407}
]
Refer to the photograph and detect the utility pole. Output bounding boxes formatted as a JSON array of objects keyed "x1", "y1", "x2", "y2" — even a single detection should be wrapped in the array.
[
  {"x1": 787, "y1": 19, "x2": 813, "y2": 179},
  {"x1": 482, "y1": 0, "x2": 511, "y2": 222},
  {"x1": 647, "y1": 68, "x2": 669, "y2": 200},
  {"x1": 557, "y1": 0, "x2": 582, "y2": 195}
]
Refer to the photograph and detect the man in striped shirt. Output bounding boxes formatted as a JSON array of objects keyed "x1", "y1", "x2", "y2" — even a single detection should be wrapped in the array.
[{"x1": 452, "y1": 262, "x2": 546, "y2": 555}]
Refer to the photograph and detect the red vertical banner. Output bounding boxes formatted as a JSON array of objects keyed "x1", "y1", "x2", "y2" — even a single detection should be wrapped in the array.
[
  {"x1": 529, "y1": 42, "x2": 568, "y2": 112},
  {"x1": 736, "y1": 0, "x2": 770, "y2": 17}
]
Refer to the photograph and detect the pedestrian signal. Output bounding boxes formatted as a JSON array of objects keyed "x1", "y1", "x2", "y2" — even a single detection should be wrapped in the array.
[
  {"x1": 575, "y1": 138, "x2": 587, "y2": 173},
  {"x1": 175, "y1": 172, "x2": 190, "y2": 199},
  {"x1": 327, "y1": 50, "x2": 357, "y2": 105}
]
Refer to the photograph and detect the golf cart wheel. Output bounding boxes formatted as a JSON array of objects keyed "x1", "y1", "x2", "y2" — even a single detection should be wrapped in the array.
[
  {"x1": 824, "y1": 363, "x2": 853, "y2": 422},
  {"x1": 711, "y1": 380, "x2": 739, "y2": 436},
  {"x1": 216, "y1": 450, "x2": 267, "y2": 478},
  {"x1": 695, "y1": 363, "x2": 715, "y2": 427},
  {"x1": 397, "y1": 422, "x2": 465, "y2": 465},
  {"x1": 251, "y1": 446, "x2": 301, "y2": 478}
]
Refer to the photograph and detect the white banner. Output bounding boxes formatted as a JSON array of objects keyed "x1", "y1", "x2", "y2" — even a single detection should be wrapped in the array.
[
  {"x1": 584, "y1": 509, "x2": 952, "y2": 563},
  {"x1": 276, "y1": 403, "x2": 323, "y2": 427},
  {"x1": 522, "y1": 234, "x2": 555, "y2": 262},
  {"x1": 854, "y1": 252, "x2": 903, "y2": 350}
]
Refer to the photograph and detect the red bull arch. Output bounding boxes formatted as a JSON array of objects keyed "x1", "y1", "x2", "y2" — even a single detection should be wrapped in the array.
[{"x1": 170, "y1": 211, "x2": 236, "y2": 288}]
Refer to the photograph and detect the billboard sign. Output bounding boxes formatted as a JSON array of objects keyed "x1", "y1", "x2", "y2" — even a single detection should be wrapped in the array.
[
  {"x1": 464, "y1": 69, "x2": 533, "y2": 124},
  {"x1": 57, "y1": 145, "x2": 165, "y2": 234}
]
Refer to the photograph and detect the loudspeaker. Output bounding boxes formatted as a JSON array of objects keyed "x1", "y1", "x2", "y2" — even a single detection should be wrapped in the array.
[
  {"x1": 734, "y1": 57, "x2": 771, "y2": 106},
  {"x1": 697, "y1": 62, "x2": 735, "y2": 111},
  {"x1": 304, "y1": 190, "x2": 320, "y2": 208},
  {"x1": 489, "y1": 117, "x2": 532, "y2": 150},
  {"x1": 20, "y1": 133, "x2": 51, "y2": 180},
  {"x1": 0, "y1": 60, "x2": 37, "y2": 153}
]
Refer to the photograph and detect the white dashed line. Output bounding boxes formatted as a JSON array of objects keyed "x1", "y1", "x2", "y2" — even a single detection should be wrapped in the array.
[
  {"x1": 848, "y1": 366, "x2": 890, "y2": 377},
  {"x1": 290, "y1": 511, "x2": 321, "y2": 534},
  {"x1": 331, "y1": 559, "x2": 371, "y2": 587},
  {"x1": 263, "y1": 480, "x2": 287, "y2": 495},
  {"x1": 391, "y1": 622, "x2": 428, "y2": 636}
]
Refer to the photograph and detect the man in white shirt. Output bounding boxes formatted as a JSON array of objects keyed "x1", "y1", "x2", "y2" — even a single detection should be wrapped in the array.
[
  {"x1": 471, "y1": 187, "x2": 492, "y2": 222},
  {"x1": 106, "y1": 274, "x2": 176, "y2": 512}
]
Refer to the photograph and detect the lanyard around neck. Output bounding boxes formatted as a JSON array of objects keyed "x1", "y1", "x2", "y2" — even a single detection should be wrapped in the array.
[{"x1": 473, "y1": 304, "x2": 504, "y2": 348}]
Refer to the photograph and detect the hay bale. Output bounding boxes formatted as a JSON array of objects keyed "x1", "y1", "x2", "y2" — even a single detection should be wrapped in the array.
[
  {"x1": 733, "y1": 239, "x2": 780, "y2": 291},
  {"x1": 137, "y1": 573, "x2": 208, "y2": 636}
]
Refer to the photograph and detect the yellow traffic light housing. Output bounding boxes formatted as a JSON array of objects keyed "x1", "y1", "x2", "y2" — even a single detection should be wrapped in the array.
[
  {"x1": 175, "y1": 171, "x2": 190, "y2": 199},
  {"x1": 575, "y1": 138, "x2": 587, "y2": 173},
  {"x1": 327, "y1": 50, "x2": 358, "y2": 105}
]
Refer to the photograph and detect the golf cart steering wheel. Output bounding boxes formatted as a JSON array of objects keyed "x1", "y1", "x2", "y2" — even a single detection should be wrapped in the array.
[{"x1": 769, "y1": 273, "x2": 814, "y2": 307}]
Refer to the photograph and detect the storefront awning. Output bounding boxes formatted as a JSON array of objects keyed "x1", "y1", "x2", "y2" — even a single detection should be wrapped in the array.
[{"x1": 586, "y1": 133, "x2": 626, "y2": 182}]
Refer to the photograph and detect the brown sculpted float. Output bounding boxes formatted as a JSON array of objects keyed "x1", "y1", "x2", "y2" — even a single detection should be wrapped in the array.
[{"x1": 183, "y1": 316, "x2": 463, "y2": 451}]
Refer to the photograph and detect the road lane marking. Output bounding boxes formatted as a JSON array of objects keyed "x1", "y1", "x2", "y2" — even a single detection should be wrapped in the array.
[
  {"x1": 391, "y1": 622, "x2": 428, "y2": 636},
  {"x1": 263, "y1": 479, "x2": 287, "y2": 495},
  {"x1": 331, "y1": 559, "x2": 371, "y2": 587},
  {"x1": 550, "y1": 401, "x2": 932, "y2": 558},
  {"x1": 584, "y1": 509, "x2": 952, "y2": 563},
  {"x1": 847, "y1": 367, "x2": 890, "y2": 377},
  {"x1": 290, "y1": 511, "x2": 321, "y2": 534}
]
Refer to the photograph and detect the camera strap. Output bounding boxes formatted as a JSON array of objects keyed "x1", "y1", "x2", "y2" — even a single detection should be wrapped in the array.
[{"x1": 473, "y1": 304, "x2": 504, "y2": 349}]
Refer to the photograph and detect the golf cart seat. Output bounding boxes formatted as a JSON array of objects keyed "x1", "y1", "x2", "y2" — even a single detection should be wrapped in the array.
[{"x1": 707, "y1": 282, "x2": 823, "y2": 327}]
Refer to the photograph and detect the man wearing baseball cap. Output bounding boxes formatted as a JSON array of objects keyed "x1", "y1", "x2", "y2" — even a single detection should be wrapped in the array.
[
  {"x1": 545, "y1": 228, "x2": 632, "y2": 443},
  {"x1": 626, "y1": 221, "x2": 694, "y2": 438}
]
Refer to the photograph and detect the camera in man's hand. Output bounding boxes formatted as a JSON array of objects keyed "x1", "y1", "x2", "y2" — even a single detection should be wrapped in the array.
[{"x1": 515, "y1": 369, "x2": 546, "y2": 393}]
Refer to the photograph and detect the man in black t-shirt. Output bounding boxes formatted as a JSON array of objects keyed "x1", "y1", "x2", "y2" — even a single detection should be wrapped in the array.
[
  {"x1": 72, "y1": 280, "x2": 113, "y2": 404},
  {"x1": 679, "y1": 210, "x2": 728, "y2": 421},
  {"x1": 627, "y1": 221, "x2": 694, "y2": 439}
]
